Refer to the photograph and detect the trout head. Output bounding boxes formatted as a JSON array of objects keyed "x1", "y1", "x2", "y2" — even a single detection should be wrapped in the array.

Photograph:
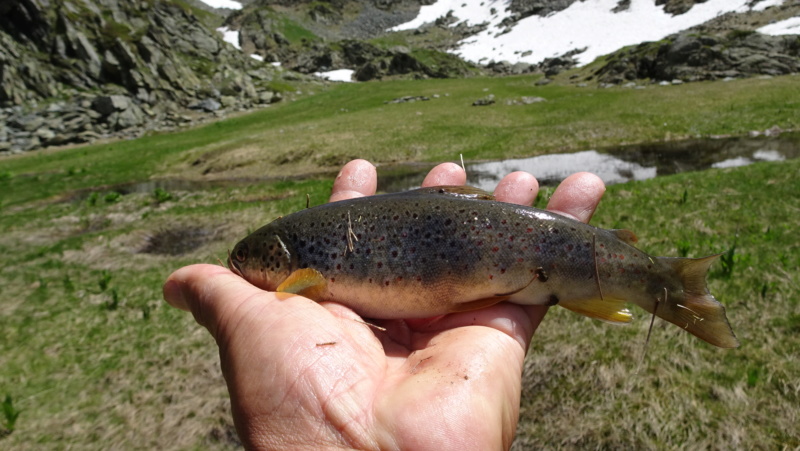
[{"x1": 228, "y1": 229, "x2": 293, "y2": 291}]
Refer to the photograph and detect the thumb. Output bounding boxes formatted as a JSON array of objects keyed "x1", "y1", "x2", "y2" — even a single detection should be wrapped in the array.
[{"x1": 163, "y1": 263, "x2": 266, "y2": 340}]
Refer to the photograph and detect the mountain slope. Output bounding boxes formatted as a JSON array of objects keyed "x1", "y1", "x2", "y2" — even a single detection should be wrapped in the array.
[{"x1": 0, "y1": 0, "x2": 309, "y2": 153}]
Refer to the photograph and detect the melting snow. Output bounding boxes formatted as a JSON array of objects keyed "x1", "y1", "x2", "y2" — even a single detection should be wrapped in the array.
[
  {"x1": 315, "y1": 69, "x2": 356, "y2": 82},
  {"x1": 758, "y1": 16, "x2": 800, "y2": 35},
  {"x1": 196, "y1": 0, "x2": 242, "y2": 9},
  {"x1": 392, "y1": 0, "x2": 793, "y2": 65},
  {"x1": 216, "y1": 26, "x2": 241, "y2": 49}
]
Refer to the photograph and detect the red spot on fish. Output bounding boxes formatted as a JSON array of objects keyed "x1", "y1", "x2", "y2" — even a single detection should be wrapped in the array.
[
  {"x1": 619, "y1": 255, "x2": 625, "y2": 260},
  {"x1": 385, "y1": 281, "x2": 390, "y2": 286},
  {"x1": 330, "y1": 278, "x2": 335, "y2": 283},
  {"x1": 377, "y1": 262, "x2": 383, "y2": 268},
  {"x1": 489, "y1": 274, "x2": 494, "y2": 280},
  {"x1": 509, "y1": 236, "x2": 515, "y2": 241},
  {"x1": 486, "y1": 224, "x2": 493, "y2": 229},
  {"x1": 500, "y1": 268, "x2": 506, "y2": 274},
  {"x1": 527, "y1": 227, "x2": 534, "y2": 233},
  {"x1": 492, "y1": 247, "x2": 499, "y2": 252},
  {"x1": 380, "y1": 236, "x2": 385, "y2": 241},
  {"x1": 397, "y1": 276, "x2": 403, "y2": 282},
  {"x1": 417, "y1": 276, "x2": 422, "y2": 282},
  {"x1": 517, "y1": 258, "x2": 524, "y2": 263},
  {"x1": 566, "y1": 244, "x2": 574, "y2": 251},
  {"x1": 477, "y1": 240, "x2": 483, "y2": 246},
  {"x1": 501, "y1": 219, "x2": 507, "y2": 224}
]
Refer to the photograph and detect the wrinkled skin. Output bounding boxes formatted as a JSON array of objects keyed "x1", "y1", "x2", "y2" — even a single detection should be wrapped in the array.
[{"x1": 163, "y1": 159, "x2": 605, "y2": 450}]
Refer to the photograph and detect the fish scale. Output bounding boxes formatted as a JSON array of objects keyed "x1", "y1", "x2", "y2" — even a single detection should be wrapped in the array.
[{"x1": 229, "y1": 186, "x2": 738, "y2": 348}]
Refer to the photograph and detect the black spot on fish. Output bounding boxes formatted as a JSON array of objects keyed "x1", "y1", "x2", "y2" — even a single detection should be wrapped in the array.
[
  {"x1": 535, "y1": 267, "x2": 549, "y2": 282},
  {"x1": 546, "y1": 294, "x2": 559, "y2": 306}
]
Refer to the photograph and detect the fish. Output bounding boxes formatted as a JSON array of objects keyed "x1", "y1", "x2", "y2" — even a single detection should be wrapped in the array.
[{"x1": 228, "y1": 186, "x2": 738, "y2": 348}]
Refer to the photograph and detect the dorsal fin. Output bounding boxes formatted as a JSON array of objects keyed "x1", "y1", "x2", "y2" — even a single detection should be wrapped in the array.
[
  {"x1": 610, "y1": 229, "x2": 638, "y2": 245},
  {"x1": 415, "y1": 185, "x2": 495, "y2": 201}
]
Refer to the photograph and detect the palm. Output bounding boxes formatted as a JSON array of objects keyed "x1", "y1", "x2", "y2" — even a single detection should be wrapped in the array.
[{"x1": 217, "y1": 288, "x2": 538, "y2": 449}]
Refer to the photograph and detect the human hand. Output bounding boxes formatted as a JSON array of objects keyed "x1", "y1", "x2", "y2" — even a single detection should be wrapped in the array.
[{"x1": 163, "y1": 159, "x2": 605, "y2": 450}]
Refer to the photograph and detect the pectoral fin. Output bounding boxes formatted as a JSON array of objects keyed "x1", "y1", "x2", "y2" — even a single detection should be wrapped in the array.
[
  {"x1": 559, "y1": 298, "x2": 633, "y2": 324},
  {"x1": 276, "y1": 268, "x2": 327, "y2": 300}
]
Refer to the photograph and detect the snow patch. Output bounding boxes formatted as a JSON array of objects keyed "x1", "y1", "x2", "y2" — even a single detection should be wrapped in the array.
[
  {"x1": 315, "y1": 69, "x2": 355, "y2": 82},
  {"x1": 758, "y1": 17, "x2": 800, "y2": 35},
  {"x1": 216, "y1": 27, "x2": 240, "y2": 50},
  {"x1": 196, "y1": 0, "x2": 242, "y2": 9},
  {"x1": 391, "y1": 0, "x2": 791, "y2": 65}
]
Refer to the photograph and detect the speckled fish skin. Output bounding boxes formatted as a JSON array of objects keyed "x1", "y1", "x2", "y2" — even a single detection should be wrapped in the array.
[{"x1": 229, "y1": 186, "x2": 738, "y2": 348}]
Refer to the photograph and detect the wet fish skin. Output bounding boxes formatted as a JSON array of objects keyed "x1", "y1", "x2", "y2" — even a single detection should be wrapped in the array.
[{"x1": 229, "y1": 186, "x2": 738, "y2": 348}]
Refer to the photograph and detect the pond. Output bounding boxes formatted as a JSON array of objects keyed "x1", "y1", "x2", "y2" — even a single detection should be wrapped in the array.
[{"x1": 376, "y1": 132, "x2": 800, "y2": 192}]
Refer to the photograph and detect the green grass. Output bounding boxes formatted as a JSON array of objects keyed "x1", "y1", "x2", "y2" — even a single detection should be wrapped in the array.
[{"x1": 0, "y1": 74, "x2": 798, "y2": 449}]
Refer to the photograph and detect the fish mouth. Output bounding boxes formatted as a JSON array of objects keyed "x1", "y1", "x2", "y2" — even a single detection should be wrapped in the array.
[{"x1": 227, "y1": 249, "x2": 244, "y2": 278}]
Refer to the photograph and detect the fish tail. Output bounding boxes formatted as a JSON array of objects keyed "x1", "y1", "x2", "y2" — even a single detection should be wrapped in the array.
[{"x1": 656, "y1": 255, "x2": 739, "y2": 348}]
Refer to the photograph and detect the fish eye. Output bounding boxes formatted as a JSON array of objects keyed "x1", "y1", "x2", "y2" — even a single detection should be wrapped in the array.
[{"x1": 234, "y1": 243, "x2": 248, "y2": 262}]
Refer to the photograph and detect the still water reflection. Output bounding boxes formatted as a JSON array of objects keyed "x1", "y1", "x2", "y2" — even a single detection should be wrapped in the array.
[{"x1": 377, "y1": 133, "x2": 800, "y2": 192}]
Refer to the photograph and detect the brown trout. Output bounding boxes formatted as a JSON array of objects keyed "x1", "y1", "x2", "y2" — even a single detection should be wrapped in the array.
[{"x1": 229, "y1": 186, "x2": 738, "y2": 348}]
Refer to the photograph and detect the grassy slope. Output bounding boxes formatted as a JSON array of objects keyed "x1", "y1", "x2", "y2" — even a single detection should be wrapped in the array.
[
  {"x1": 4, "y1": 74, "x2": 795, "y2": 206},
  {"x1": 0, "y1": 74, "x2": 798, "y2": 448}
]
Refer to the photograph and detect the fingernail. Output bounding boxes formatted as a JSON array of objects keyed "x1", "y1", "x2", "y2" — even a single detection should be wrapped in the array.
[{"x1": 163, "y1": 279, "x2": 187, "y2": 309}]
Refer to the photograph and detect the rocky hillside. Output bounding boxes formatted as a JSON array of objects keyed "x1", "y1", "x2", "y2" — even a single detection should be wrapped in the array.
[
  {"x1": 590, "y1": 30, "x2": 800, "y2": 85},
  {"x1": 0, "y1": 0, "x2": 311, "y2": 153},
  {"x1": 225, "y1": 0, "x2": 486, "y2": 79}
]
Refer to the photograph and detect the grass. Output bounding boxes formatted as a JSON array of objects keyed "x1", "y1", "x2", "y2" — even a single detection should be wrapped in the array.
[{"x1": 0, "y1": 74, "x2": 798, "y2": 449}]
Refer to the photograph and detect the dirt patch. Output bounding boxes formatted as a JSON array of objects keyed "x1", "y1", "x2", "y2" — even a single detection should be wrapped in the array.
[{"x1": 138, "y1": 225, "x2": 226, "y2": 256}]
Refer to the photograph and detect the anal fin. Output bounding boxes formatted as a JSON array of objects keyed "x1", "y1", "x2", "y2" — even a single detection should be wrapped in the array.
[
  {"x1": 559, "y1": 298, "x2": 633, "y2": 324},
  {"x1": 276, "y1": 268, "x2": 327, "y2": 300}
]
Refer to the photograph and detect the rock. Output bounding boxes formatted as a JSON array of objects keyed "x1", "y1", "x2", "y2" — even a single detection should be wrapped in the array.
[
  {"x1": 385, "y1": 95, "x2": 430, "y2": 104},
  {"x1": 189, "y1": 98, "x2": 221, "y2": 112},
  {"x1": 92, "y1": 95, "x2": 133, "y2": 116},
  {"x1": 220, "y1": 95, "x2": 237, "y2": 108},
  {"x1": 34, "y1": 127, "x2": 55, "y2": 142},
  {"x1": 10, "y1": 114, "x2": 45, "y2": 131},
  {"x1": 521, "y1": 96, "x2": 546, "y2": 104},
  {"x1": 472, "y1": 94, "x2": 496, "y2": 106}
]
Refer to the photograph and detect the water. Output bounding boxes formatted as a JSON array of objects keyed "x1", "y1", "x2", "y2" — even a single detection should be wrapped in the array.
[
  {"x1": 66, "y1": 133, "x2": 800, "y2": 200},
  {"x1": 377, "y1": 133, "x2": 800, "y2": 192}
]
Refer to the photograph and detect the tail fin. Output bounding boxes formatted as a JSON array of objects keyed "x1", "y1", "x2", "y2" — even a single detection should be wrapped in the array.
[{"x1": 656, "y1": 255, "x2": 740, "y2": 348}]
